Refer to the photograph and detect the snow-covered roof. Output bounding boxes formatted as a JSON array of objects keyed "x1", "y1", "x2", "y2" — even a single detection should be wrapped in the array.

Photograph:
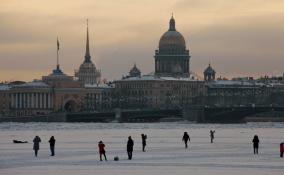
[
  {"x1": 117, "y1": 74, "x2": 200, "y2": 82},
  {"x1": 209, "y1": 80, "x2": 267, "y2": 87},
  {"x1": 84, "y1": 83, "x2": 114, "y2": 89},
  {"x1": 0, "y1": 84, "x2": 11, "y2": 91},
  {"x1": 13, "y1": 81, "x2": 50, "y2": 88}
]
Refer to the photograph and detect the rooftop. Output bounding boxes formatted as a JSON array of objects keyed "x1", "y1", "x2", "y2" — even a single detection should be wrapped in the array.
[{"x1": 117, "y1": 74, "x2": 199, "y2": 82}]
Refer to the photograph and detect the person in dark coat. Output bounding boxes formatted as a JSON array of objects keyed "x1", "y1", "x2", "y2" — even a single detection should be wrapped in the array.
[
  {"x1": 127, "y1": 136, "x2": 134, "y2": 160},
  {"x1": 49, "y1": 136, "x2": 56, "y2": 156},
  {"x1": 182, "y1": 132, "x2": 190, "y2": 149},
  {"x1": 280, "y1": 143, "x2": 284, "y2": 158},
  {"x1": 33, "y1": 136, "x2": 41, "y2": 157},
  {"x1": 252, "y1": 135, "x2": 260, "y2": 154},
  {"x1": 98, "y1": 141, "x2": 107, "y2": 161},
  {"x1": 210, "y1": 130, "x2": 215, "y2": 143},
  {"x1": 141, "y1": 134, "x2": 147, "y2": 152}
]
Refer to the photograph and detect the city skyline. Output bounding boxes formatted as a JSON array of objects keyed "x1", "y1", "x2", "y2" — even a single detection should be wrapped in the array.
[{"x1": 1, "y1": 0, "x2": 284, "y2": 82}]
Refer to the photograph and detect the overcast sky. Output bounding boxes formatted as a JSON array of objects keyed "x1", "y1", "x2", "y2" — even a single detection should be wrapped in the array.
[{"x1": 0, "y1": 0, "x2": 284, "y2": 81}]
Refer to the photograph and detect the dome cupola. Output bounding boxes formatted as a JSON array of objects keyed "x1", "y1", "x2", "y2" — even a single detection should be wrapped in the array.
[
  {"x1": 129, "y1": 63, "x2": 141, "y2": 77},
  {"x1": 158, "y1": 15, "x2": 186, "y2": 51}
]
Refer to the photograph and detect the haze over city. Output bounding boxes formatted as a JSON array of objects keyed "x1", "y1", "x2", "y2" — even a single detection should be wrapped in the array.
[{"x1": 1, "y1": 0, "x2": 284, "y2": 81}]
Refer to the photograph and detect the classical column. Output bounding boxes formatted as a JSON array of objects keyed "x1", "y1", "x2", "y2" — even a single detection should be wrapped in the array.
[
  {"x1": 47, "y1": 93, "x2": 50, "y2": 109},
  {"x1": 27, "y1": 93, "x2": 29, "y2": 108},
  {"x1": 15, "y1": 93, "x2": 18, "y2": 109},
  {"x1": 39, "y1": 93, "x2": 43, "y2": 109},
  {"x1": 12, "y1": 93, "x2": 15, "y2": 108},
  {"x1": 35, "y1": 93, "x2": 39, "y2": 108},
  {"x1": 29, "y1": 93, "x2": 32, "y2": 108},
  {"x1": 10, "y1": 93, "x2": 14, "y2": 108},
  {"x1": 19, "y1": 93, "x2": 22, "y2": 109},
  {"x1": 31, "y1": 93, "x2": 34, "y2": 108},
  {"x1": 23, "y1": 93, "x2": 26, "y2": 108},
  {"x1": 26, "y1": 93, "x2": 29, "y2": 108},
  {"x1": 50, "y1": 94, "x2": 53, "y2": 110},
  {"x1": 43, "y1": 93, "x2": 46, "y2": 109}
]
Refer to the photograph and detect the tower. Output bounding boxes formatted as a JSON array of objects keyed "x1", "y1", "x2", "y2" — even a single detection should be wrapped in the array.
[
  {"x1": 129, "y1": 63, "x2": 141, "y2": 77},
  {"x1": 204, "y1": 63, "x2": 216, "y2": 82},
  {"x1": 75, "y1": 20, "x2": 101, "y2": 85},
  {"x1": 154, "y1": 15, "x2": 190, "y2": 77}
]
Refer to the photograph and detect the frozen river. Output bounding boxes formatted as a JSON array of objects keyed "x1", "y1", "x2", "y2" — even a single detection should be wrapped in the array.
[{"x1": 0, "y1": 122, "x2": 284, "y2": 175}]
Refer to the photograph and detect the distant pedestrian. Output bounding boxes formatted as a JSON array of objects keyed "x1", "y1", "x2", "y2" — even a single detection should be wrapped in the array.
[
  {"x1": 98, "y1": 141, "x2": 107, "y2": 161},
  {"x1": 49, "y1": 136, "x2": 56, "y2": 156},
  {"x1": 210, "y1": 130, "x2": 215, "y2": 143},
  {"x1": 280, "y1": 143, "x2": 284, "y2": 158},
  {"x1": 252, "y1": 135, "x2": 260, "y2": 154},
  {"x1": 141, "y1": 134, "x2": 147, "y2": 152},
  {"x1": 33, "y1": 136, "x2": 41, "y2": 157},
  {"x1": 182, "y1": 132, "x2": 190, "y2": 149},
  {"x1": 127, "y1": 136, "x2": 134, "y2": 160}
]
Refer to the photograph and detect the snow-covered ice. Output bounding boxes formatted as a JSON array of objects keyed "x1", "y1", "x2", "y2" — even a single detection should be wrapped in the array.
[{"x1": 0, "y1": 122, "x2": 284, "y2": 175}]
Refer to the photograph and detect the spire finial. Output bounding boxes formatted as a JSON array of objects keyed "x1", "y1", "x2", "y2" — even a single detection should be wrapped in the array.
[
  {"x1": 84, "y1": 19, "x2": 91, "y2": 63},
  {"x1": 56, "y1": 37, "x2": 60, "y2": 70},
  {"x1": 169, "y1": 14, "x2": 176, "y2": 31}
]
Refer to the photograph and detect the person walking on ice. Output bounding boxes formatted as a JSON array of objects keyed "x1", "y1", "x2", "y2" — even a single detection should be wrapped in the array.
[
  {"x1": 280, "y1": 143, "x2": 284, "y2": 158},
  {"x1": 98, "y1": 141, "x2": 107, "y2": 161},
  {"x1": 252, "y1": 135, "x2": 260, "y2": 154},
  {"x1": 49, "y1": 136, "x2": 56, "y2": 156},
  {"x1": 127, "y1": 136, "x2": 134, "y2": 160},
  {"x1": 141, "y1": 134, "x2": 147, "y2": 152},
  {"x1": 33, "y1": 136, "x2": 41, "y2": 157},
  {"x1": 182, "y1": 132, "x2": 190, "y2": 149},
  {"x1": 210, "y1": 130, "x2": 215, "y2": 143}
]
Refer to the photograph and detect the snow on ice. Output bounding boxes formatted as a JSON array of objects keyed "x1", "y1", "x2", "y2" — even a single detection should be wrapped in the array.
[{"x1": 0, "y1": 122, "x2": 284, "y2": 175}]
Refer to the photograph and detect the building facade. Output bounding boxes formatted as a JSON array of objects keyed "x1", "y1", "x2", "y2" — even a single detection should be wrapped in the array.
[
  {"x1": 203, "y1": 64, "x2": 273, "y2": 107},
  {"x1": 0, "y1": 84, "x2": 10, "y2": 117},
  {"x1": 115, "y1": 75, "x2": 204, "y2": 109}
]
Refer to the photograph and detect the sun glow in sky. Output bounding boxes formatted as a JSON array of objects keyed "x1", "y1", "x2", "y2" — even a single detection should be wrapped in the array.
[{"x1": 1, "y1": 0, "x2": 284, "y2": 81}]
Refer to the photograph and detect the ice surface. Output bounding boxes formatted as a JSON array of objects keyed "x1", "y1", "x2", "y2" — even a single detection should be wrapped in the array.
[{"x1": 0, "y1": 122, "x2": 284, "y2": 175}]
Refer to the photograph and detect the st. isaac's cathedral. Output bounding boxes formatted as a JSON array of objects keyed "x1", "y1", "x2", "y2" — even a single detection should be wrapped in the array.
[
  {"x1": 155, "y1": 15, "x2": 190, "y2": 77},
  {"x1": 114, "y1": 15, "x2": 204, "y2": 109}
]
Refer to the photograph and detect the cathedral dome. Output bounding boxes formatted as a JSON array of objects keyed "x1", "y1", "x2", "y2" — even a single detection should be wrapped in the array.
[
  {"x1": 129, "y1": 63, "x2": 141, "y2": 77},
  {"x1": 204, "y1": 64, "x2": 216, "y2": 74},
  {"x1": 159, "y1": 16, "x2": 186, "y2": 50}
]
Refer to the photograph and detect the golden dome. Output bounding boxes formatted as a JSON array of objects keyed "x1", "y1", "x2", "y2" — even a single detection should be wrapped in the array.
[{"x1": 158, "y1": 16, "x2": 186, "y2": 50}]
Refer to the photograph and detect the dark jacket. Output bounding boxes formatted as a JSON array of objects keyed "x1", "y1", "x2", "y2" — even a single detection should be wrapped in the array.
[
  {"x1": 142, "y1": 134, "x2": 147, "y2": 145},
  {"x1": 33, "y1": 136, "x2": 41, "y2": 150},
  {"x1": 182, "y1": 133, "x2": 190, "y2": 142},
  {"x1": 252, "y1": 136, "x2": 259, "y2": 147},
  {"x1": 127, "y1": 138, "x2": 134, "y2": 151},
  {"x1": 49, "y1": 137, "x2": 56, "y2": 147}
]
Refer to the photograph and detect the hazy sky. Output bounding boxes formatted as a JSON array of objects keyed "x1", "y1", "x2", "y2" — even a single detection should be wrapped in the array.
[{"x1": 1, "y1": 0, "x2": 284, "y2": 81}]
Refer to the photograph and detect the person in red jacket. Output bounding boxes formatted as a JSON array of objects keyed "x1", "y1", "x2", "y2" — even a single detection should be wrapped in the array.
[
  {"x1": 98, "y1": 141, "x2": 107, "y2": 161},
  {"x1": 280, "y1": 143, "x2": 284, "y2": 158}
]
